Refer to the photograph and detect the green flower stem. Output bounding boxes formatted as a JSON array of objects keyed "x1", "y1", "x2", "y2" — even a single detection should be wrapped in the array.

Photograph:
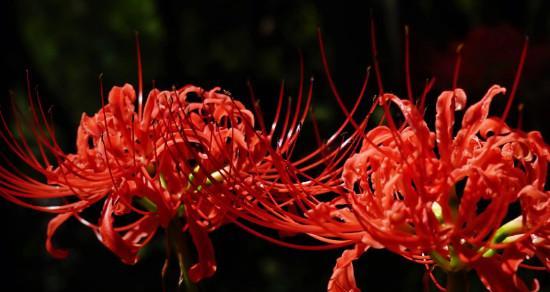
[
  {"x1": 166, "y1": 218, "x2": 197, "y2": 292},
  {"x1": 482, "y1": 216, "x2": 523, "y2": 258},
  {"x1": 431, "y1": 251, "x2": 453, "y2": 271},
  {"x1": 135, "y1": 196, "x2": 158, "y2": 212},
  {"x1": 447, "y1": 270, "x2": 469, "y2": 292},
  {"x1": 431, "y1": 248, "x2": 464, "y2": 273},
  {"x1": 431, "y1": 250, "x2": 469, "y2": 291}
]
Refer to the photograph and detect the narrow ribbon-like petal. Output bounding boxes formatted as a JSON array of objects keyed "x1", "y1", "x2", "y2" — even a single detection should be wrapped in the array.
[
  {"x1": 328, "y1": 244, "x2": 369, "y2": 292},
  {"x1": 187, "y1": 217, "x2": 217, "y2": 282},
  {"x1": 46, "y1": 212, "x2": 72, "y2": 259}
]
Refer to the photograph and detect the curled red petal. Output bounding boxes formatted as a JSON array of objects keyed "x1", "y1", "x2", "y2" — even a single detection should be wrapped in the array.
[
  {"x1": 46, "y1": 212, "x2": 72, "y2": 259},
  {"x1": 435, "y1": 88, "x2": 466, "y2": 162},
  {"x1": 454, "y1": 85, "x2": 506, "y2": 158},
  {"x1": 97, "y1": 197, "x2": 158, "y2": 265},
  {"x1": 97, "y1": 197, "x2": 137, "y2": 264},
  {"x1": 141, "y1": 88, "x2": 160, "y2": 129},
  {"x1": 187, "y1": 218, "x2": 217, "y2": 283},
  {"x1": 328, "y1": 243, "x2": 369, "y2": 292},
  {"x1": 473, "y1": 256, "x2": 531, "y2": 292}
]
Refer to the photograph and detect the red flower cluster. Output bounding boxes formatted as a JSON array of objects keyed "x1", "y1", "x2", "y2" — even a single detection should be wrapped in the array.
[
  {"x1": 0, "y1": 62, "x2": 355, "y2": 284},
  {"x1": 1, "y1": 29, "x2": 549, "y2": 292},
  {"x1": 0, "y1": 81, "x2": 269, "y2": 282},
  {"x1": 333, "y1": 85, "x2": 549, "y2": 291}
]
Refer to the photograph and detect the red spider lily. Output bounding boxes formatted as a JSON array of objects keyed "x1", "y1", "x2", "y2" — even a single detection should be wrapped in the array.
[
  {"x1": 324, "y1": 25, "x2": 550, "y2": 289},
  {"x1": 336, "y1": 85, "x2": 549, "y2": 291},
  {"x1": 2, "y1": 24, "x2": 548, "y2": 292},
  {"x1": 0, "y1": 69, "x2": 272, "y2": 283},
  {"x1": 0, "y1": 45, "x2": 367, "y2": 285},
  {"x1": 242, "y1": 25, "x2": 549, "y2": 291}
]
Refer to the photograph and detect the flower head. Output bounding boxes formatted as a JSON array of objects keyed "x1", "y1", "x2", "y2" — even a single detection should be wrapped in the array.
[
  {"x1": 334, "y1": 85, "x2": 549, "y2": 291},
  {"x1": 0, "y1": 77, "x2": 267, "y2": 282}
]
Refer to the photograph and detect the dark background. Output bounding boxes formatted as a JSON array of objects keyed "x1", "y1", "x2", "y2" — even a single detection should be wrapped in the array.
[{"x1": 1, "y1": 0, "x2": 549, "y2": 291}]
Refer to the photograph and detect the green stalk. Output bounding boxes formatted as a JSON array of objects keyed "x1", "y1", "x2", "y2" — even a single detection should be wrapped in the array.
[
  {"x1": 135, "y1": 196, "x2": 157, "y2": 212},
  {"x1": 482, "y1": 216, "x2": 523, "y2": 258},
  {"x1": 166, "y1": 219, "x2": 197, "y2": 292},
  {"x1": 447, "y1": 270, "x2": 469, "y2": 292}
]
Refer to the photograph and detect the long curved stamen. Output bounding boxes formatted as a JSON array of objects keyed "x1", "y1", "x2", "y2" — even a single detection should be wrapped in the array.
[
  {"x1": 135, "y1": 32, "x2": 144, "y2": 121},
  {"x1": 404, "y1": 26, "x2": 414, "y2": 102},
  {"x1": 502, "y1": 37, "x2": 528, "y2": 121}
]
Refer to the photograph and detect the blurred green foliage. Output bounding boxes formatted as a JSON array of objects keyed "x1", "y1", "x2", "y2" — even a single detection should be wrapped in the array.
[{"x1": 17, "y1": 0, "x2": 163, "y2": 120}]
